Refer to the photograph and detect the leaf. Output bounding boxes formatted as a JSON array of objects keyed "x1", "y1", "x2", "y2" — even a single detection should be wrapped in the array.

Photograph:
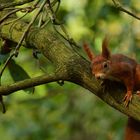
[
  {"x1": 8, "y1": 59, "x2": 34, "y2": 94},
  {"x1": 0, "y1": 54, "x2": 10, "y2": 65}
]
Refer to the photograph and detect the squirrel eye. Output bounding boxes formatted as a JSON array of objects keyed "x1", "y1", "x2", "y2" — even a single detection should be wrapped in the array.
[{"x1": 103, "y1": 62, "x2": 108, "y2": 68}]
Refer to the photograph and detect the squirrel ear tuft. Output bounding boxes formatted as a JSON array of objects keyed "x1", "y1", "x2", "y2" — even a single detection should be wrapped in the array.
[
  {"x1": 102, "y1": 36, "x2": 110, "y2": 59},
  {"x1": 83, "y1": 42, "x2": 95, "y2": 61}
]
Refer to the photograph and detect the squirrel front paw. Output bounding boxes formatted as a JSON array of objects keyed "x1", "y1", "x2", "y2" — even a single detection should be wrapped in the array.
[{"x1": 123, "y1": 91, "x2": 132, "y2": 107}]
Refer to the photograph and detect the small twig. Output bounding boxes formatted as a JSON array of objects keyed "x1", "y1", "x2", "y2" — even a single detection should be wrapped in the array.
[
  {"x1": 40, "y1": 0, "x2": 60, "y2": 28},
  {"x1": 0, "y1": 0, "x2": 34, "y2": 10},
  {"x1": 52, "y1": 25, "x2": 80, "y2": 48},
  {"x1": 55, "y1": 0, "x2": 61, "y2": 14},
  {"x1": 38, "y1": 13, "x2": 43, "y2": 27},
  {"x1": 0, "y1": 9, "x2": 20, "y2": 24},
  {"x1": 9, "y1": 22, "x2": 18, "y2": 39},
  {"x1": 45, "y1": 0, "x2": 61, "y2": 25},
  {"x1": 33, "y1": 0, "x2": 40, "y2": 8},
  {"x1": 3, "y1": 7, "x2": 21, "y2": 10},
  {"x1": 3, "y1": 6, "x2": 38, "y2": 11},
  {"x1": 53, "y1": 25, "x2": 69, "y2": 41},
  {"x1": 0, "y1": 3, "x2": 39, "y2": 25},
  {"x1": 51, "y1": 0, "x2": 60, "y2": 7},
  {"x1": 47, "y1": 0, "x2": 55, "y2": 16},
  {"x1": 45, "y1": 0, "x2": 80, "y2": 49},
  {"x1": 41, "y1": 18, "x2": 50, "y2": 28},
  {"x1": 59, "y1": 25, "x2": 74, "y2": 44},
  {"x1": 112, "y1": 0, "x2": 140, "y2": 20},
  {"x1": 2, "y1": 11, "x2": 29, "y2": 26},
  {"x1": 8, "y1": 5, "x2": 39, "y2": 38},
  {"x1": 53, "y1": 23, "x2": 80, "y2": 48},
  {"x1": 14, "y1": 0, "x2": 47, "y2": 55}
]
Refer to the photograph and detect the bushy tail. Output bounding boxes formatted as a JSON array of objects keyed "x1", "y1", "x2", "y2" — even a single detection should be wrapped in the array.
[{"x1": 125, "y1": 117, "x2": 140, "y2": 140}]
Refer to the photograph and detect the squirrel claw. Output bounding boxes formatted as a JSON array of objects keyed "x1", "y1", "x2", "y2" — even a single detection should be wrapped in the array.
[{"x1": 123, "y1": 92, "x2": 132, "y2": 107}]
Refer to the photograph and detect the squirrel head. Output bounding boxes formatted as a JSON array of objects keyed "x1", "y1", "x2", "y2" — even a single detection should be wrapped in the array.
[{"x1": 91, "y1": 37, "x2": 111, "y2": 80}]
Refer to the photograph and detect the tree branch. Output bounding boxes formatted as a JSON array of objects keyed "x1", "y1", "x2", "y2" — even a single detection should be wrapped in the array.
[
  {"x1": 0, "y1": 0, "x2": 34, "y2": 10},
  {"x1": 1, "y1": 72, "x2": 66, "y2": 95},
  {"x1": 1, "y1": 3, "x2": 140, "y2": 122},
  {"x1": 112, "y1": 0, "x2": 140, "y2": 20}
]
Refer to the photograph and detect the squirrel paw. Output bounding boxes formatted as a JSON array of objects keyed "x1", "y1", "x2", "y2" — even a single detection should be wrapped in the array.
[{"x1": 123, "y1": 92, "x2": 132, "y2": 107}]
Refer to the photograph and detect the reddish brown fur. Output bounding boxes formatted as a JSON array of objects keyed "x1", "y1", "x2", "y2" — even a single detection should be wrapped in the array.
[
  {"x1": 125, "y1": 118, "x2": 140, "y2": 140},
  {"x1": 102, "y1": 37, "x2": 110, "y2": 59},
  {"x1": 83, "y1": 37, "x2": 140, "y2": 140},
  {"x1": 83, "y1": 42, "x2": 94, "y2": 61}
]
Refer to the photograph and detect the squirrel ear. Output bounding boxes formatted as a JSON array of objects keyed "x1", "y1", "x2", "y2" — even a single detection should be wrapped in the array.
[
  {"x1": 101, "y1": 36, "x2": 110, "y2": 59},
  {"x1": 83, "y1": 42, "x2": 95, "y2": 61}
]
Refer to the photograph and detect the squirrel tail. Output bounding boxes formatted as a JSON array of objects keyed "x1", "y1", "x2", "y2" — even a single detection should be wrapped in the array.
[{"x1": 124, "y1": 117, "x2": 140, "y2": 140}]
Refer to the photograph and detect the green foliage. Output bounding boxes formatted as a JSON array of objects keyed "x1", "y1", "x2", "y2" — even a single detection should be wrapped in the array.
[
  {"x1": 0, "y1": 0, "x2": 140, "y2": 140},
  {"x1": 0, "y1": 84, "x2": 126, "y2": 140}
]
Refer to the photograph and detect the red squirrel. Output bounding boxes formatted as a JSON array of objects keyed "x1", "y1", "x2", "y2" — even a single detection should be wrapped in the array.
[{"x1": 83, "y1": 37, "x2": 140, "y2": 140}]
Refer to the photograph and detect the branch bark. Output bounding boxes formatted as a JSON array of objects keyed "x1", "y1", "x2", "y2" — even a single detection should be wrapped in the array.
[
  {"x1": 0, "y1": 0, "x2": 34, "y2": 10},
  {"x1": 0, "y1": 73, "x2": 66, "y2": 95},
  {"x1": 1, "y1": 3, "x2": 140, "y2": 121},
  {"x1": 112, "y1": 0, "x2": 140, "y2": 20}
]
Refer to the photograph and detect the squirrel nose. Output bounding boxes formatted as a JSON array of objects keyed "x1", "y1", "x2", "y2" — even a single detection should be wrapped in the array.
[{"x1": 95, "y1": 73, "x2": 104, "y2": 80}]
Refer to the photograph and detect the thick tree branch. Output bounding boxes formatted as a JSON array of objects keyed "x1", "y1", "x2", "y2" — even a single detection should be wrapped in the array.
[{"x1": 1, "y1": 4, "x2": 140, "y2": 121}]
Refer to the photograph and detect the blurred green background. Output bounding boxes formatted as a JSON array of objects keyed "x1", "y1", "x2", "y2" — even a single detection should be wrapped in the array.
[{"x1": 1, "y1": 0, "x2": 140, "y2": 140}]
